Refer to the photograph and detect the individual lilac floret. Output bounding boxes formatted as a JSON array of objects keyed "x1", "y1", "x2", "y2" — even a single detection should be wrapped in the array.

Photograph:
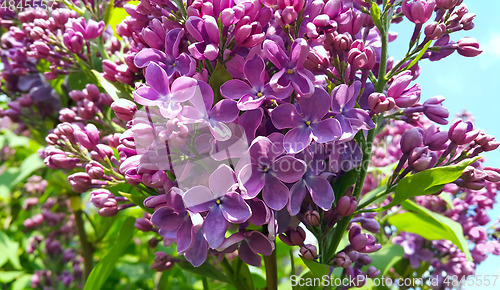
[
  {"x1": 182, "y1": 81, "x2": 239, "y2": 141},
  {"x1": 263, "y1": 38, "x2": 316, "y2": 97},
  {"x1": 66, "y1": 17, "x2": 105, "y2": 39},
  {"x1": 330, "y1": 81, "x2": 375, "y2": 141},
  {"x1": 185, "y1": 16, "x2": 220, "y2": 61},
  {"x1": 183, "y1": 165, "x2": 251, "y2": 249},
  {"x1": 134, "y1": 28, "x2": 196, "y2": 77},
  {"x1": 239, "y1": 136, "x2": 307, "y2": 210},
  {"x1": 289, "y1": 147, "x2": 335, "y2": 215},
  {"x1": 148, "y1": 188, "x2": 208, "y2": 267},
  {"x1": 133, "y1": 63, "x2": 198, "y2": 119},
  {"x1": 448, "y1": 119, "x2": 479, "y2": 145},
  {"x1": 221, "y1": 55, "x2": 289, "y2": 110},
  {"x1": 402, "y1": 0, "x2": 436, "y2": 24},
  {"x1": 387, "y1": 71, "x2": 421, "y2": 108},
  {"x1": 271, "y1": 87, "x2": 341, "y2": 153},
  {"x1": 217, "y1": 231, "x2": 274, "y2": 267}
]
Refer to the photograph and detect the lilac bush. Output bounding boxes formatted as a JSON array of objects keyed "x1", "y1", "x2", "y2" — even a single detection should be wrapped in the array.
[{"x1": 1, "y1": 0, "x2": 500, "y2": 289}]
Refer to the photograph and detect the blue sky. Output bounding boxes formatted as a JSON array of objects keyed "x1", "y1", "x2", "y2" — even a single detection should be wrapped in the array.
[{"x1": 390, "y1": 0, "x2": 500, "y2": 282}]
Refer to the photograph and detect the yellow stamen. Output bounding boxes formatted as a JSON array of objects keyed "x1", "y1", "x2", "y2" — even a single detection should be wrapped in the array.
[
  {"x1": 172, "y1": 63, "x2": 176, "y2": 67},
  {"x1": 287, "y1": 69, "x2": 294, "y2": 75},
  {"x1": 305, "y1": 121, "x2": 311, "y2": 126},
  {"x1": 216, "y1": 199, "x2": 221, "y2": 205},
  {"x1": 256, "y1": 92, "x2": 263, "y2": 97}
]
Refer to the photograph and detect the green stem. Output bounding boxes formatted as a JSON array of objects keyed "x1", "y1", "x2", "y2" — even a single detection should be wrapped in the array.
[
  {"x1": 289, "y1": 250, "x2": 296, "y2": 276},
  {"x1": 263, "y1": 250, "x2": 278, "y2": 290},
  {"x1": 221, "y1": 258, "x2": 250, "y2": 290},
  {"x1": 74, "y1": 209, "x2": 94, "y2": 280},
  {"x1": 202, "y1": 277, "x2": 209, "y2": 290}
]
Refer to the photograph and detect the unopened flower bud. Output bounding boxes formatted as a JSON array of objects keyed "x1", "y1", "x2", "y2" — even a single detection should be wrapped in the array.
[
  {"x1": 304, "y1": 210, "x2": 320, "y2": 226},
  {"x1": 366, "y1": 266, "x2": 380, "y2": 278},
  {"x1": 135, "y1": 217, "x2": 154, "y2": 232},
  {"x1": 408, "y1": 146, "x2": 437, "y2": 172},
  {"x1": 337, "y1": 196, "x2": 358, "y2": 216},
  {"x1": 425, "y1": 22, "x2": 446, "y2": 40},
  {"x1": 368, "y1": 93, "x2": 395, "y2": 114},
  {"x1": 300, "y1": 244, "x2": 318, "y2": 260},
  {"x1": 457, "y1": 37, "x2": 482, "y2": 57},
  {"x1": 448, "y1": 119, "x2": 479, "y2": 145},
  {"x1": 402, "y1": 0, "x2": 435, "y2": 24},
  {"x1": 111, "y1": 99, "x2": 137, "y2": 121},
  {"x1": 68, "y1": 172, "x2": 92, "y2": 193},
  {"x1": 400, "y1": 128, "x2": 424, "y2": 154},
  {"x1": 436, "y1": 0, "x2": 460, "y2": 9},
  {"x1": 336, "y1": 252, "x2": 352, "y2": 268}
]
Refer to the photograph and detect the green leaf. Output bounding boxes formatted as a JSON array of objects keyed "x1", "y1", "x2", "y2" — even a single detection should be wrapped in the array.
[
  {"x1": 10, "y1": 153, "x2": 44, "y2": 186},
  {"x1": 381, "y1": 157, "x2": 479, "y2": 210},
  {"x1": 208, "y1": 61, "x2": 232, "y2": 102},
  {"x1": 85, "y1": 217, "x2": 136, "y2": 290},
  {"x1": 92, "y1": 70, "x2": 131, "y2": 102},
  {"x1": 300, "y1": 257, "x2": 342, "y2": 279},
  {"x1": 367, "y1": 244, "x2": 404, "y2": 277},
  {"x1": 1, "y1": 129, "x2": 30, "y2": 148},
  {"x1": 389, "y1": 200, "x2": 472, "y2": 260},
  {"x1": 107, "y1": 1, "x2": 139, "y2": 38},
  {"x1": 118, "y1": 191, "x2": 152, "y2": 214},
  {"x1": 0, "y1": 231, "x2": 21, "y2": 269},
  {"x1": 403, "y1": 40, "x2": 432, "y2": 71},
  {"x1": 11, "y1": 274, "x2": 32, "y2": 290},
  {"x1": 176, "y1": 261, "x2": 231, "y2": 283},
  {"x1": 370, "y1": 3, "x2": 384, "y2": 34},
  {"x1": 231, "y1": 257, "x2": 254, "y2": 289},
  {"x1": 439, "y1": 192, "x2": 455, "y2": 210},
  {"x1": 0, "y1": 271, "x2": 25, "y2": 283}
]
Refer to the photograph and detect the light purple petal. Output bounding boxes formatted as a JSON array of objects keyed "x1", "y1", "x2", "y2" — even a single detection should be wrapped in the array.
[
  {"x1": 209, "y1": 121, "x2": 232, "y2": 141},
  {"x1": 273, "y1": 155, "x2": 306, "y2": 183},
  {"x1": 263, "y1": 39, "x2": 287, "y2": 69},
  {"x1": 269, "y1": 69, "x2": 291, "y2": 92},
  {"x1": 263, "y1": 174, "x2": 289, "y2": 210},
  {"x1": 216, "y1": 232, "x2": 246, "y2": 252},
  {"x1": 220, "y1": 79, "x2": 253, "y2": 100},
  {"x1": 310, "y1": 118, "x2": 341, "y2": 143},
  {"x1": 145, "y1": 63, "x2": 170, "y2": 96},
  {"x1": 291, "y1": 71, "x2": 314, "y2": 97},
  {"x1": 237, "y1": 109, "x2": 263, "y2": 143},
  {"x1": 244, "y1": 54, "x2": 265, "y2": 88},
  {"x1": 176, "y1": 53, "x2": 196, "y2": 76},
  {"x1": 209, "y1": 164, "x2": 237, "y2": 198},
  {"x1": 283, "y1": 127, "x2": 312, "y2": 154},
  {"x1": 239, "y1": 164, "x2": 265, "y2": 198},
  {"x1": 184, "y1": 231, "x2": 208, "y2": 267},
  {"x1": 150, "y1": 207, "x2": 183, "y2": 231},
  {"x1": 237, "y1": 95, "x2": 265, "y2": 111},
  {"x1": 270, "y1": 103, "x2": 303, "y2": 129},
  {"x1": 210, "y1": 100, "x2": 239, "y2": 123},
  {"x1": 299, "y1": 87, "x2": 330, "y2": 121},
  {"x1": 171, "y1": 76, "x2": 198, "y2": 102},
  {"x1": 246, "y1": 231, "x2": 274, "y2": 256},
  {"x1": 336, "y1": 115, "x2": 354, "y2": 141},
  {"x1": 133, "y1": 86, "x2": 160, "y2": 106},
  {"x1": 344, "y1": 109, "x2": 375, "y2": 130},
  {"x1": 305, "y1": 175, "x2": 334, "y2": 211},
  {"x1": 221, "y1": 192, "x2": 251, "y2": 223},
  {"x1": 183, "y1": 185, "x2": 214, "y2": 210},
  {"x1": 185, "y1": 16, "x2": 204, "y2": 41},
  {"x1": 177, "y1": 220, "x2": 195, "y2": 253},
  {"x1": 288, "y1": 179, "x2": 307, "y2": 215},
  {"x1": 249, "y1": 136, "x2": 282, "y2": 164},
  {"x1": 165, "y1": 28, "x2": 183, "y2": 57},
  {"x1": 290, "y1": 39, "x2": 309, "y2": 69},
  {"x1": 202, "y1": 206, "x2": 228, "y2": 248},
  {"x1": 134, "y1": 48, "x2": 166, "y2": 68},
  {"x1": 239, "y1": 241, "x2": 262, "y2": 267}
]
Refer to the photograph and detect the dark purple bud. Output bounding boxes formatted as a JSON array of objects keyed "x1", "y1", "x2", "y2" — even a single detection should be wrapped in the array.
[
  {"x1": 448, "y1": 119, "x2": 479, "y2": 145},
  {"x1": 148, "y1": 237, "x2": 160, "y2": 248},
  {"x1": 457, "y1": 37, "x2": 482, "y2": 57},
  {"x1": 425, "y1": 21, "x2": 446, "y2": 40},
  {"x1": 423, "y1": 96, "x2": 449, "y2": 125},
  {"x1": 423, "y1": 125, "x2": 449, "y2": 151},
  {"x1": 300, "y1": 244, "x2": 318, "y2": 260},
  {"x1": 366, "y1": 266, "x2": 380, "y2": 278},
  {"x1": 436, "y1": 0, "x2": 460, "y2": 9},
  {"x1": 135, "y1": 217, "x2": 154, "y2": 232},
  {"x1": 336, "y1": 252, "x2": 352, "y2": 268},
  {"x1": 400, "y1": 128, "x2": 424, "y2": 154},
  {"x1": 455, "y1": 178, "x2": 486, "y2": 190},
  {"x1": 304, "y1": 210, "x2": 320, "y2": 226},
  {"x1": 111, "y1": 99, "x2": 137, "y2": 121},
  {"x1": 337, "y1": 196, "x2": 358, "y2": 217},
  {"x1": 69, "y1": 90, "x2": 86, "y2": 102},
  {"x1": 408, "y1": 146, "x2": 437, "y2": 172},
  {"x1": 85, "y1": 84, "x2": 101, "y2": 102},
  {"x1": 68, "y1": 172, "x2": 92, "y2": 193},
  {"x1": 358, "y1": 218, "x2": 380, "y2": 233},
  {"x1": 357, "y1": 254, "x2": 372, "y2": 265},
  {"x1": 151, "y1": 252, "x2": 175, "y2": 271},
  {"x1": 349, "y1": 224, "x2": 367, "y2": 251},
  {"x1": 144, "y1": 195, "x2": 167, "y2": 210}
]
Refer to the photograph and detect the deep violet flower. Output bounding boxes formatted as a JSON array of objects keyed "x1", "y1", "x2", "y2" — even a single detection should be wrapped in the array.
[
  {"x1": 239, "y1": 135, "x2": 307, "y2": 210},
  {"x1": 220, "y1": 55, "x2": 289, "y2": 110},
  {"x1": 133, "y1": 63, "x2": 198, "y2": 119},
  {"x1": 183, "y1": 164, "x2": 251, "y2": 249},
  {"x1": 134, "y1": 28, "x2": 196, "y2": 77},
  {"x1": 216, "y1": 231, "x2": 274, "y2": 267},
  {"x1": 330, "y1": 81, "x2": 375, "y2": 141},
  {"x1": 263, "y1": 38, "x2": 316, "y2": 97},
  {"x1": 271, "y1": 87, "x2": 341, "y2": 154}
]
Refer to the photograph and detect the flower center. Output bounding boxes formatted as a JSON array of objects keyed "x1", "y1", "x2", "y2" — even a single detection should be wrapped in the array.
[
  {"x1": 256, "y1": 92, "x2": 263, "y2": 97},
  {"x1": 172, "y1": 63, "x2": 177, "y2": 67},
  {"x1": 287, "y1": 69, "x2": 294, "y2": 75},
  {"x1": 216, "y1": 199, "x2": 222, "y2": 205},
  {"x1": 262, "y1": 165, "x2": 269, "y2": 173},
  {"x1": 305, "y1": 121, "x2": 311, "y2": 126}
]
